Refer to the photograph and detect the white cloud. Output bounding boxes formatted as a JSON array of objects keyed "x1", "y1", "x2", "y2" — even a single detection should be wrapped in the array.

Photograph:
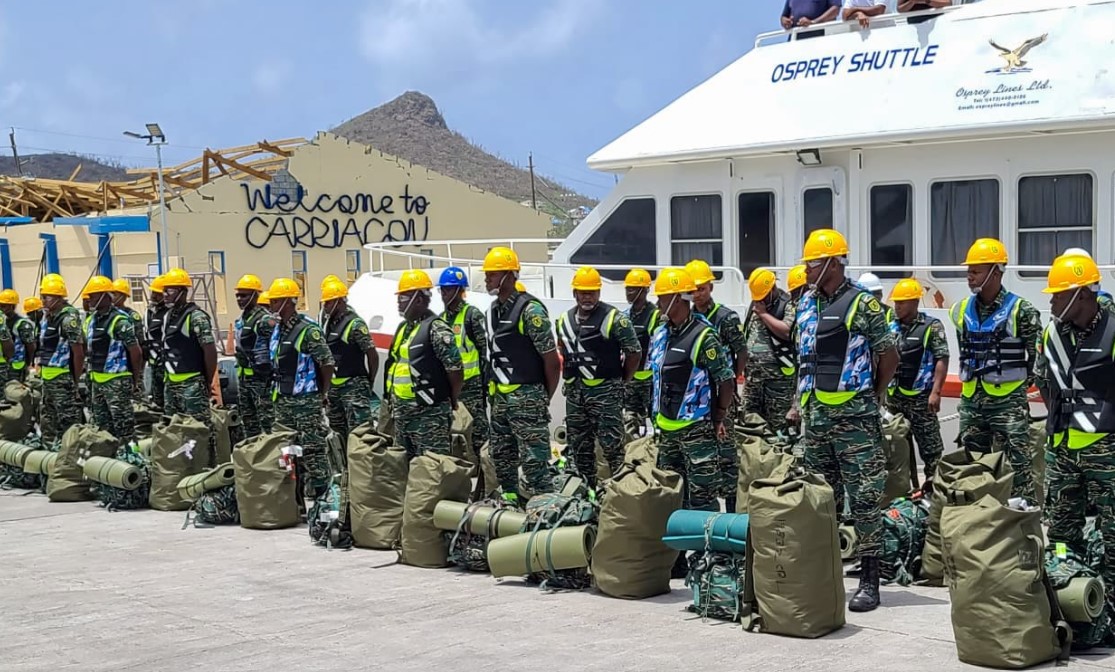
[
  {"x1": 252, "y1": 62, "x2": 288, "y2": 97},
  {"x1": 0, "y1": 81, "x2": 24, "y2": 109}
]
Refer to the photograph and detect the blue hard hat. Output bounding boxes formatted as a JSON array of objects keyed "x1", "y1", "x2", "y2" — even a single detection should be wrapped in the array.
[{"x1": 438, "y1": 266, "x2": 469, "y2": 288}]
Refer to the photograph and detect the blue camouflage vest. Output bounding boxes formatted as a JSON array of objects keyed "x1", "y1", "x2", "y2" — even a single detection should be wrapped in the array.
[
  {"x1": 796, "y1": 286, "x2": 874, "y2": 403},
  {"x1": 270, "y1": 318, "x2": 319, "y2": 396},
  {"x1": 86, "y1": 310, "x2": 129, "y2": 375},
  {"x1": 649, "y1": 317, "x2": 713, "y2": 430}
]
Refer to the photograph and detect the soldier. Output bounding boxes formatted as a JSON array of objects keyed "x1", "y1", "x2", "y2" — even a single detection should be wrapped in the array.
[
  {"x1": 790, "y1": 229, "x2": 898, "y2": 612},
  {"x1": 388, "y1": 270, "x2": 462, "y2": 459},
  {"x1": 1037, "y1": 253, "x2": 1115, "y2": 618},
  {"x1": 787, "y1": 264, "x2": 809, "y2": 304},
  {"x1": 161, "y1": 269, "x2": 220, "y2": 463},
  {"x1": 623, "y1": 268, "x2": 658, "y2": 433},
  {"x1": 483, "y1": 246, "x2": 561, "y2": 503},
  {"x1": 234, "y1": 274, "x2": 276, "y2": 439},
  {"x1": 647, "y1": 267, "x2": 735, "y2": 512},
  {"x1": 740, "y1": 268, "x2": 796, "y2": 432},
  {"x1": 0, "y1": 290, "x2": 33, "y2": 383},
  {"x1": 555, "y1": 266, "x2": 640, "y2": 489},
  {"x1": 37, "y1": 274, "x2": 85, "y2": 447},
  {"x1": 84, "y1": 276, "x2": 144, "y2": 443},
  {"x1": 112, "y1": 278, "x2": 144, "y2": 332},
  {"x1": 318, "y1": 274, "x2": 342, "y2": 325},
  {"x1": 886, "y1": 278, "x2": 949, "y2": 484},
  {"x1": 438, "y1": 266, "x2": 488, "y2": 461},
  {"x1": 258, "y1": 291, "x2": 271, "y2": 312},
  {"x1": 267, "y1": 277, "x2": 335, "y2": 498},
  {"x1": 859, "y1": 272, "x2": 898, "y2": 333},
  {"x1": 1063, "y1": 248, "x2": 1114, "y2": 306},
  {"x1": 950, "y1": 238, "x2": 1042, "y2": 502},
  {"x1": 145, "y1": 275, "x2": 168, "y2": 409},
  {"x1": 322, "y1": 278, "x2": 378, "y2": 438}
]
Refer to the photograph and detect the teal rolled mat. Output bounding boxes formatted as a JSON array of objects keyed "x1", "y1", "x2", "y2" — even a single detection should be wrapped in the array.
[{"x1": 661, "y1": 510, "x2": 749, "y2": 554}]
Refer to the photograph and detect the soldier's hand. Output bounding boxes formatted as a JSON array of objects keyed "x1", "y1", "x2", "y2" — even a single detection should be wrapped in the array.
[
  {"x1": 715, "y1": 420, "x2": 727, "y2": 441},
  {"x1": 928, "y1": 391, "x2": 942, "y2": 414},
  {"x1": 451, "y1": 399, "x2": 459, "y2": 411},
  {"x1": 786, "y1": 406, "x2": 801, "y2": 426},
  {"x1": 751, "y1": 300, "x2": 768, "y2": 316}
]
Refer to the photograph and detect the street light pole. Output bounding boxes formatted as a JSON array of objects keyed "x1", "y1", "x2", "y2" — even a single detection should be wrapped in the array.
[{"x1": 124, "y1": 123, "x2": 169, "y2": 272}]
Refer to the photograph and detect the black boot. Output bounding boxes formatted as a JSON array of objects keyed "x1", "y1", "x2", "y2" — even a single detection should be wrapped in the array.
[
  {"x1": 724, "y1": 495, "x2": 737, "y2": 513},
  {"x1": 671, "y1": 551, "x2": 690, "y2": 579},
  {"x1": 848, "y1": 556, "x2": 881, "y2": 612}
]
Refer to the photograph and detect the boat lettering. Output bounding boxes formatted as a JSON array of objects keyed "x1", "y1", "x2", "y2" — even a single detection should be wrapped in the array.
[{"x1": 771, "y1": 45, "x2": 938, "y2": 83}]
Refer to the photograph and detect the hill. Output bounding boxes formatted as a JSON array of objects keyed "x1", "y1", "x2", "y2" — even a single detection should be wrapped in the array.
[
  {"x1": 0, "y1": 153, "x2": 131, "y2": 182},
  {"x1": 331, "y1": 91, "x2": 596, "y2": 222}
]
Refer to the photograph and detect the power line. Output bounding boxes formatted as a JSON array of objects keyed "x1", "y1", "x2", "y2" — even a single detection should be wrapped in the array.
[{"x1": 13, "y1": 126, "x2": 208, "y2": 151}]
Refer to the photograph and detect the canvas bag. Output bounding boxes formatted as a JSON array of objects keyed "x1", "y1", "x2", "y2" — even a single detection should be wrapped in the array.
[
  {"x1": 399, "y1": 453, "x2": 472, "y2": 567},
  {"x1": 148, "y1": 414, "x2": 212, "y2": 511},
  {"x1": 47, "y1": 424, "x2": 117, "y2": 502},
  {"x1": 0, "y1": 381, "x2": 35, "y2": 441},
  {"x1": 233, "y1": 428, "x2": 300, "y2": 530},
  {"x1": 347, "y1": 423, "x2": 408, "y2": 549},
  {"x1": 882, "y1": 412, "x2": 914, "y2": 501},
  {"x1": 210, "y1": 405, "x2": 234, "y2": 465},
  {"x1": 735, "y1": 412, "x2": 795, "y2": 513}
]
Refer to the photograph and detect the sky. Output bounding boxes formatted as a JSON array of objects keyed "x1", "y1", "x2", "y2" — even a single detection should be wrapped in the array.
[{"x1": 0, "y1": 1, "x2": 787, "y2": 199}]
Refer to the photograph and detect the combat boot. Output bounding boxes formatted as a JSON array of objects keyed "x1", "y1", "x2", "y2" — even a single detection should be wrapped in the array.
[{"x1": 848, "y1": 556, "x2": 881, "y2": 612}]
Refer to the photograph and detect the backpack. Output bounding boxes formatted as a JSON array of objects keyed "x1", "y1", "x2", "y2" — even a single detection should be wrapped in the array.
[
  {"x1": 880, "y1": 494, "x2": 930, "y2": 586},
  {"x1": 446, "y1": 497, "x2": 519, "y2": 572},
  {"x1": 686, "y1": 552, "x2": 745, "y2": 622},
  {"x1": 522, "y1": 474, "x2": 599, "y2": 590},
  {"x1": 193, "y1": 485, "x2": 240, "y2": 526},
  {"x1": 1045, "y1": 520, "x2": 1112, "y2": 650},
  {"x1": 307, "y1": 431, "x2": 353, "y2": 549},
  {"x1": 87, "y1": 447, "x2": 150, "y2": 511}
]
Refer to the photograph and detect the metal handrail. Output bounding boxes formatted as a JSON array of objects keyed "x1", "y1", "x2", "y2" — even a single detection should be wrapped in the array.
[{"x1": 755, "y1": 5, "x2": 964, "y2": 48}]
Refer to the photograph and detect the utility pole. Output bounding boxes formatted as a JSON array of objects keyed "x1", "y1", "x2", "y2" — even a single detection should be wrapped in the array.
[
  {"x1": 528, "y1": 152, "x2": 537, "y2": 211},
  {"x1": 9, "y1": 128, "x2": 22, "y2": 176}
]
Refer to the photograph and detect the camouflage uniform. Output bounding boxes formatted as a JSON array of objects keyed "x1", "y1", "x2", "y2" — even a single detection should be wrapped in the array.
[
  {"x1": 696, "y1": 302, "x2": 745, "y2": 502},
  {"x1": 235, "y1": 304, "x2": 277, "y2": 439},
  {"x1": 145, "y1": 303, "x2": 168, "y2": 409},
  {"x1": 741, "y1": 290, "x2": 796, "y2": 433},
  {"x1": 391, "y1": 310, "x2": 463, "y2": 460},
  {"x1": 954, "y1": 288, "x2": 1042, "y2": 502},
  {"x1": 272, "y1": 313, "x2": 334, "y2": 497},
  {"x1": 0, "y1": 316, "x2": 13, "y2": 384},
  {"x1": 6, "y1": 312, "x2": 34, "y2": 383},
  {"x1": 556, "y1": 305, "x2": 641, "y2": 487},
  {"x1": 443, "y1": 301, "x2": 488, "y2": 459},
  {"x1": 623, "y1": 302, "x2": 659, "y2": 431},
  {"x1": 163, "y1": 303, "x2": 216, "y2": 463},
  {"x1": 886, "y1": 313, "x2": 949, "y2": 480},
  {"x1": 87, "y1": 309, "x2": 139, "y2": 444},
  {"x1": 39, "y1": 305, "x2": 84, "y2": 447},
  {"x1": 798, "y1": 279, "x2": 895, "y2": 558},
  {"x1": 652, "y1": 318, "x2": 735, "y2": 511},
  {"x1": 325, "y1": 306, "x2": 376, "y2": 438}
]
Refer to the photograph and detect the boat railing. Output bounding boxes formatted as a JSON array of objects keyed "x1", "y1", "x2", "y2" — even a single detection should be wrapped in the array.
[{"x1": 755, "y1": 5, "x2": 965, "y2": 48}]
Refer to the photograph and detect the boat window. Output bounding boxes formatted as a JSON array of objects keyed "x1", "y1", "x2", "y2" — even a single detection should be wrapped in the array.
[
  {"x1": 671, "y1": 195, "x2": 723, "y2": 275},
  {"x1": 930, "y1": 179, "x2": 1000, "y2": 279},
  {"x1": 869, "y1": 184, "x2": 913, "y2": 279},
  {"x1": 570, "y1": 198, "x2": 656, "y2": 281},
  {"x1": 803, "y1": 187, "x2": 833, "y2": 237},
  {"x1": 1017, "y1": 174, "x2": 1093, "y2": 277},
  {"x1": 738, "y1": 191, "x2": 776, "y2": 279}
]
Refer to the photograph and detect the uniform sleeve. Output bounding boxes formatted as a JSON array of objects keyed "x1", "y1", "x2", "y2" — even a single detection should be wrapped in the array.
[
  {"x1": 521, "y1": 301, "x2": 556, "y2": 356},
  {"x1": 695, "y1": 330, "x2": 735, "y2": 384},
  {"x1": 465, "y1": 306, "x2": 488, "y2": 364},
  {"x1": 0, "y1": 319, "x2": 11, "y2": 343},
  {"x1": 719, "y1": 311, "x2": 748, "y2": 358},
  {"x1": 189, "y1": 311, "x2": 216, "y2": 346},
  {"x1": 348, "y1": 317, "x2": 375, "y2": 353},
  {"x1": 928, "y1": 320, "x2": 950, "y2": 360},
  {"x1": 1017, "y1": 299, "x2": 1042, "y2": 376},
  {"x1": 300, "y1": 324, "x2": 335, "y2": 367},
  {"x1": 114, "y1": 317, "x2": 139, "y2": 348},
  {"x1": 16, "y1": 321, "x2": 33, "y2": 346},
  {"x1": 60, "y1": 312, "x2": 82, "y2": 344},
  {"x1": 854, "y1": 295, "x2": 897, "y2": 354},
  {"x1": 430, "y1": 319, "x2": 463, "y2": 372},
  {"x1": 610, "y1": 310, "x2": 642, "y2": 355}
]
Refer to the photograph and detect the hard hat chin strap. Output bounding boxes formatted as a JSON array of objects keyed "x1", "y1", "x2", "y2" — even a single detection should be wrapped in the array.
[{"x1": 1053, "y1": 287, "x2": 1082, "y2": 324}]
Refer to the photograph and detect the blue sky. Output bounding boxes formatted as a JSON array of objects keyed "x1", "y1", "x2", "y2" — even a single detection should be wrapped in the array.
[{"x1": 0, "y1": 1, "x2": 787, "y2": 198}]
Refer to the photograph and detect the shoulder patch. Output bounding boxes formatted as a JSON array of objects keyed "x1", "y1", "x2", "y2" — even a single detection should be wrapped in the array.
[
  {"x1": 705, "y1": 347, "x2": 717, "y2": 360},
  {"x1": 442, "y1": 333, "x2": 452, "y2": 345},
  {"x1": 867, "y1": 298, "x2": 881, "y2": 313},
  {"x1": 531, "y1": 315, "x2": 543, "y2": 328}
]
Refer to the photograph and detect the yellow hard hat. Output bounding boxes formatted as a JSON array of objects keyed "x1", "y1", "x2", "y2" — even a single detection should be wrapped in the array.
[
  {"x1": 748, "y1": 268, "x2": 777, "y2": 302},
  {"x1": 482, "y1": 246, "x2": 520, "y2": 272},
  {"x1": 268, "y1": 277, "x2": 301, "y2": 300},
  {"x1": 321, "y1": 279, "x2": 349, "y2": 302},
  {"x1": 889, "y1": 278, "x2": 925, "y2": 302},
  {"x1": 653, "y1": 267, "x2": 697, "y2": 297},
  {"x1": 112, "y1": 278, "x2": 130, "y2": 296},
  {"x1": 321, "y1": 274, "x2": 341, "y2": 290},
  {"x1": 963, "y1": 238, "x2": 1008, "y2": 266},
  {"x1": 40, "y1": 274, "x2": 67, "y2": 298},
  {"x1": 0, "y1": 289, "x2": 18, "y2": 306},
  {"x1": 163, "y1": 268, "x2": 193, "y2": 288},
  {"x1": 235, "y1": 274, "x2": 264, "y2": 292},
  {"x1": 684, "y1": 259, "x2": 716, "y2": 286},
  {"x1": 515, "y1": 281, "x2": 527, "y2": 293},
  {"x1": 258, "y1": 291, "x2": 271, "y2": 306},
  {"x1": 149, "y1": 275, "x2": 166, "y2": 293},
  {"x1": 1044, "y1": 254, "x2": 1102, "y2": 294},
  {"x1": 23, "y1": 297, "x2": 42, "y2": 313},
  {"x1": 85, "y1": 275, "x2": 114, "y2": 296},
  {"x1": 802, "y1": 229, "x2": 849, "y2": 262},
  {"x1": 625, "y1": 268, "x2": 652, "y2": 288},
  {"x1": 396, "y1": 269, "x2": 433, "y2": 295},
  {"x1": 571, "y1": 266, "x2": 602, "y2": 291},
  {"x1": 787, "y1": 264, "x2": 808, "y2": 292}
]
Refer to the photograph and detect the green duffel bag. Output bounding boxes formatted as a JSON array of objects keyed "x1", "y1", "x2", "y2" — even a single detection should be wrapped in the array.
[
  {"x1": 399, "y1": 452, "x2": 472, "y2": 568},
  {"x1": 234, "y1": 428, "x2": 300, "y2": 530},
  {"x1": 347, "y1": 423, "x2": 408, "y2": 549},
  {"x1": 211, "y1": 405, "x2": 234, "y2": 465},
  {"x1": 148, "y1": 414, "x2": 212, "y2": 511},
  {"x1": 744, "y1": 470, "x2": 844, "y2": 638},
  {"x1": 376, "y1": 397, "x2": 395, "y2": 441},
  {"x1": 132, "y1": 401, "x2": 161, "y2": 439},
  {"x1": 735, "y1": 413, "x2": 794, "y2": 514},
  {"x1": 1029, "y1": 414, "x2": 1047, "y2": 507},
  {"x1": 592, "y1": 458, "x2": 683, "y2": 599},
  {"x1": 882, "y1": 412, "x2": 915, "y2": 502},
  {"x1": 47, "y1": 424, "x2": 118, "y2": 502},
  {"x1": 623, "y1": 435, "x2": 657, "y2": 466},
  {"x1": 920, "y1": 449, "x2": 1013, "y2": 584},
  {"x1": 941, "y1": 495, "x2": 1069, "y2": 668},
  {"x1": 449, "y1": 404, "x2": 475, "y2": 472},
  {"x1": 0, "y1": 381, "x2": 35, "y2": 442}
]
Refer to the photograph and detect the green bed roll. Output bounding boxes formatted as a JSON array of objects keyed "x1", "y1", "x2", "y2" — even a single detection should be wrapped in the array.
[
  {"x1": 82, "y1": 456, "x2": 143, "y2": 491},
  {"x1": 838, "y1": 525, "x2": 857, "y2": 561},
  {"x1": 176, "y1": 463, "x2": 237, "y2": 501},
  {"x1": 487, "y1": 525, "x2": 596, "y2": 578},
  {"x1": 22, "y1": 450, "x2": 57, "y2": 475},
  {"x1": 432, "y1": 500, "x2": 527, "y2": 538},
  {"x1": 1057, "y1": 576, "x2": 1105, "y2": 622},
  {"x1": 0, "y1": 440, "x2": 32, "y2": 467}
]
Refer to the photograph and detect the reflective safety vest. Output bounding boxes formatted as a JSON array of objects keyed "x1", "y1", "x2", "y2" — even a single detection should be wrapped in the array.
[
  {"x1": 390, "y1": 314, "x2": 451, "y2": 405},
  {"x1": 796, "y1": 287, "x2": 874, "y2": 406},
  {"x1": 742, "y1": 292, "x2": 796, "y2": 377},
  {"x1": 86, "y1": 310, "x2": 131, "y2": 383},
  {"x1": 444, "y1": 305, "x2": 481, "y2": 382},
  {"x1": 38, "y1": 305, "x2": 79, "y2": 381},
  {"x1": 163, "y1": 304, "x2": 206, "y2": 382},
  {"x1": 1042, "y1": 311, "x2": 1115, "y2": 449},
  {"x1": 556, "y1": 303, "x2": 622, "y2": 385},
  {"x1": 9, "y1": 315, "x2": 30, "y2": 370},
  {"x1": 950, "y1": 293, "x2": 1027, "y2": 398},
  {"x1": 628, "y1": 303, "x2": 659, "y2": 381},
  {"x1": 270, "y1": 318, "x2": 319, "y2": 397},
  {"x1": 649, "y1": 317, "x2": 713, "y2": 432},
  {"x1": 236, "y1": 307, "x2": 272, "y2": 378},
  {"x1": 326, "y1": 310, "x2": 368, "y2": 385},
  {"x1": 885, "y1": 305, "x2": 900, "y2": 337},
  {"x1": 892, "y1": 314, "x2": 940, "y2": 396},
  {"x1": 487, "y1": 293, "x2": 545, "y2": 393}
]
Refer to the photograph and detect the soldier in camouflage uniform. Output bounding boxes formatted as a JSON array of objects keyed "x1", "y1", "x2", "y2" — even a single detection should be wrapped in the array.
[
  {"x1": 950, "y1": 238, "x2": 1042, "y2": 502},
  {"x1": 85, "y1": 276, "x2": 144, "y2": 443},
  {"x1": 0, "y1": 290, "x2": 32, "y2": 383},
  {"x1": 886, "y1": 279, "x2": 949, "y2": 483},
  {"x1": 740, "y1": 269, "x2": 796, "y2": 433},
  {"x1": 791, "y1": 229, "x2": 898, "y2": 612},
  {"x1": 145, "y1": 276, "x2": 168, "y2": 409},
  {"x1": 388, "y1": 270, "x2": 462, "y2": 459},
  {"x1": 622, "y1": 268, "x2": 658, "y2": 434},
  {"x1": 438, "y1": 266, "x2": 488, "y2": 458},
  {"x1": 322, "y1": 278, "x2": 378, "y2": 439},
  {"x1": 556, "y1": 266, "x2": 641, "y2": 489},
  {"x1": 234, "y1": 274, "x2": 276, "y2": 439},
  {"x1": 1036, "y1": 253, "x2": 1115, "y2": 619},
  {"x1": 37, "y1": 274, "x2": 85, "y2": 447},
  {"x1": 267, "y1": 277, "x2": 335, "y2": 497},
  {"x1": 160, "y1": 269, "x2": 219, "y2": 465},
  {"x1": 482, "y1": 246, "x2": 561, "y2": 504}
]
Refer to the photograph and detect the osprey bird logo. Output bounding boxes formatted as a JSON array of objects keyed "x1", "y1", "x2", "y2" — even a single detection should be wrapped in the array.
[{"x1": 988, "y1": 34, "x2": 1048, "y2": 73}]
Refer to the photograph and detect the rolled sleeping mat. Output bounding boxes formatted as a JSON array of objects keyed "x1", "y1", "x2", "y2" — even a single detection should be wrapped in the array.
[
  {"x1": 82, "y1": 456, "x2": 143, "y2": 491},
  {"x1": 432, "y1": 500, "x2": 527, "y2": 539},
  {"x1": 838, "y1": 525, "x2": 857, "y2": 561},
  {"x1": 487, "y1": 525, "x2": 596, "y2": 578},
  {"x1": 1057, "y1": 576, "x2": 1105, "y2": 622},
  {"x1": 0, "y1": 440, "x2": 32, "y2": 468},
  {"x1": 553, "y1": 424, "x2": 567, "y2": 445},
  {"x1": 22, "y1": 450, "x2": 57, "y2": 476},
  {"x1": 176, "y1": 462, "x2": 236, "y2": 501},
  {"x1": 661, "y1": 510, "x2": 749, "y2": 554}
]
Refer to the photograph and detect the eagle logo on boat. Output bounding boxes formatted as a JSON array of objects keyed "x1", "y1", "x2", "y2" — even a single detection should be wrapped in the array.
[{"x1": 987, "y1": 34, "x2": 1047, "y2": 74}]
